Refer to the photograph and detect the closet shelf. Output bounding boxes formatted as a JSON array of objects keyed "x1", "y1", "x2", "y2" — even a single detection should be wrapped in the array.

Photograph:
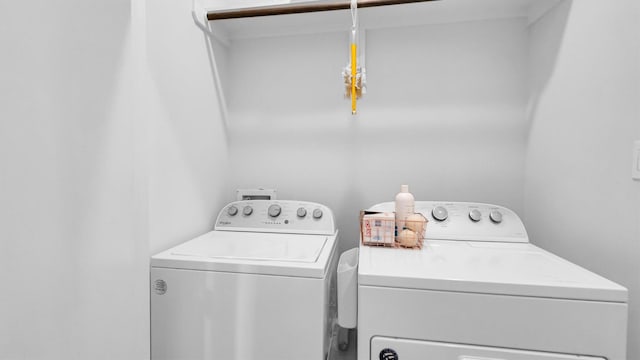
[
  {"x1": 202, "y1": 0, "x2": 564, "y2": 41},
  {"x1": 207, "y1": 0, "x2": 438, "y2": 21}
]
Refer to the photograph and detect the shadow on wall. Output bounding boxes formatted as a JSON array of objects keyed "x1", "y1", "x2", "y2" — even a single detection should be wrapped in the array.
[
  {"x1": 525, "y1": 0, "x2": 573, "y2": 135},
  {"x1": 145, "y1": 0, "x2": 232, "y2": 252},
  {"x1": 203, "y1": 22, "x2": 231, "y2": 139}
]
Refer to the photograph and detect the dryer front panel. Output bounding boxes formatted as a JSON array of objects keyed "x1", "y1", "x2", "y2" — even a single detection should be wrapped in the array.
[{"x1": 371, "y1": 338, "x2": 604, "y2": 360}]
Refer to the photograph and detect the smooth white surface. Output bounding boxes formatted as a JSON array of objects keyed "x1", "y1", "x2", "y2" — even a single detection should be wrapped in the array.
[
  {"x1": 0, "y1": 0, "x2": 150, "y2": 358},
  {"x1": 151, "y1": 261, "x2": 336, "y2": 360},
  {"x1": 357, "y1": 286, "x2": 628, "y2": 360},
  {"x1": 358, "y1": 240, "x2": 627, "y2": 301},
  {"x1": 169, "y1": 231, "x2": 326, "y2": 262},
  {"x1": 525, "y1": 1, "x2": 640, "y2": 358},
  {"x1": 371, "y1": 337, "x2": 604, "y2": 360},
  {"x1": 152, "y1": 230, "x2": 337, "y2": 277}
]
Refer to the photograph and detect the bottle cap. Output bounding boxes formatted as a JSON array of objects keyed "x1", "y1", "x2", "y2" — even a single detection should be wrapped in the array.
[{"x1": 400, "y1": 184, "x2": 409, "y2": 193}]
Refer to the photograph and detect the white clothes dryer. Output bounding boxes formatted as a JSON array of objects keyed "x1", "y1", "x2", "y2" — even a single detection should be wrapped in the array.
[
  {"x1": 342, "y1": 201, "x2": 628, "y2": 360},
  {"x1": 151, "y1": 200, "x2": 339, "y2": 360}
]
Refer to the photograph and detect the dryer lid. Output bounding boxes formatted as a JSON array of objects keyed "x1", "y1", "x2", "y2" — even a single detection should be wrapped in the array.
[
  {"x1": 151, "y1": 230, "x2": 336, "y2": 278},
  {"x1": 358, "y1": 240, "x2": 628, "y2": 302}
]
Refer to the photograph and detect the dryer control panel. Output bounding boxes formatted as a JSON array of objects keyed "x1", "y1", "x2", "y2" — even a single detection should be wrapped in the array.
[
  {"x1": 215, "y1": 200, "x2": 336, "y2": 235},
  {"x1": 368, "y1": 201, "x2": 528, "y2": 243}
]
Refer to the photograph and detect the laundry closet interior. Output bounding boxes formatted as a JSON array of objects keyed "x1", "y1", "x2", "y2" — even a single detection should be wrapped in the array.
[{"x1": 0, "y1": 0, "x2": 638, "y2": 359}]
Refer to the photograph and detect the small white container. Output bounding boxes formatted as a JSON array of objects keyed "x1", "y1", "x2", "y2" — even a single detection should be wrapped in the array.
[
  {"x1": 337, "y1": 248, "x2": 359, "y2": 329},
  {"x1": 395, "y1": 184, "x2": 415, "y2": 231}
]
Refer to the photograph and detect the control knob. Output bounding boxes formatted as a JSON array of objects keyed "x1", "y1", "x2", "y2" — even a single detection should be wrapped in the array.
[
  {"x1": 227, "y1": 205, "x2": 238, "y2": 216},
  {"x1": 379, "y1": 348, "x2": 398, "y2": 360},
  {"x1": 243, "y1": 206, "x2": 253, "y2": 216},
  {"x1": 490, "y1": 210, "x2": 503, "y2": 224},
  {"x1": 312, "y1": 208, "x2": 323, "y2": 219},
  {"x1": 297, "y1": 207, "x2": 307, "y2": 218},
  {"x1": 432, "y1": 206, "x2": 448, "y2": 221},
  {"x1": 469, "y1": 209, "x2": 482, "y2": 222},
  {"x1": 268, "y1": 204, "x2": 282, "y2": 217}
]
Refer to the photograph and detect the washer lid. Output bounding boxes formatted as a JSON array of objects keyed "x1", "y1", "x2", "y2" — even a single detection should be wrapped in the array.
[
  {"x1": 151, "y1": 230, "x2": 336, "y2": 278},
  {"x1": 358, "y1": 240, "x2": 627, "y2": 302}
]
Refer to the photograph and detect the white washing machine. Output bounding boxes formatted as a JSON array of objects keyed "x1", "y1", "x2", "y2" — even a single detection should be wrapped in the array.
[
  {"x1": 151, "y1": 200, "x2": 339, "y2": 360},
  {"x1": 344, "y1": 201, "x2": 628, "y2": 360}
]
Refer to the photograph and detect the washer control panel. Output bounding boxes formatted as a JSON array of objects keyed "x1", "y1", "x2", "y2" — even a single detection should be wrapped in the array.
[
  {"x1": 215, "y1": 200, "x2": 335, "y2": 235},
  {"x1": 368, "y1": 201, "x2": 528, "y2": 243}
]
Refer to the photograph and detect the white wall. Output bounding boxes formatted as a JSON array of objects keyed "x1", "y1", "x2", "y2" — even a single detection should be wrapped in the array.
[
  {"x1": 145, "y1": 0, "x2": 229, "y2": 254},
  {"x1": 0, "y1": 1, "x2": 149, "y2": 359},
  {"x1": 525, "y1": 1, "x2": 640, "y2": 358},
  {"x1": 0, "y1": 0, "x2": 230, "y2": 357},
  {"x1": 224, "y1": 19, "x2": 529, "y2": 251}
]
